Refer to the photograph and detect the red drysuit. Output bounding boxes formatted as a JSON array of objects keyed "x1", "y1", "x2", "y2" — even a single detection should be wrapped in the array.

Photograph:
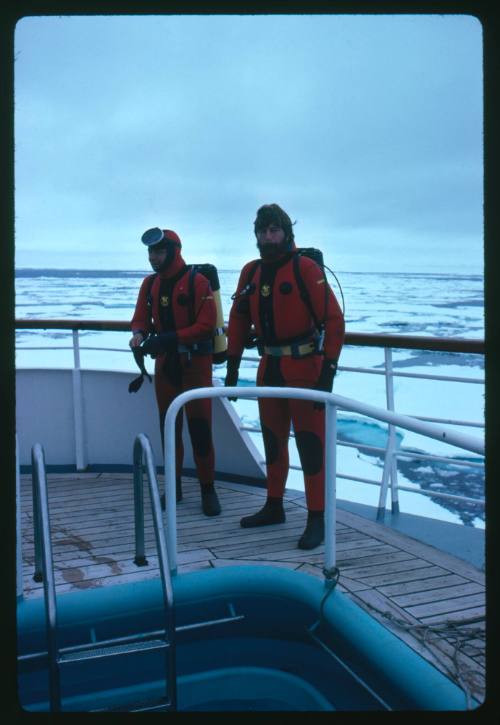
[
  {"x1": 131, "y1": 247, "x2": 216, "y2": 484},
  {"x1": 227, "y1": 248, "x2": 345, "y2": 510}
]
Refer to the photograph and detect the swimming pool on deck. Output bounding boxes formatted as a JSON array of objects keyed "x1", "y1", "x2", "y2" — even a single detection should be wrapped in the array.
[{"x1": 17, "y1": 565, "x2": 472, "y2": 712}]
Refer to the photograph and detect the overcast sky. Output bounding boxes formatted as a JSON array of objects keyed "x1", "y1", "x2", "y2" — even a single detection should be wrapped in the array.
[{"x1": 13, "y1": 13, "x2": 483, "y2": 273}]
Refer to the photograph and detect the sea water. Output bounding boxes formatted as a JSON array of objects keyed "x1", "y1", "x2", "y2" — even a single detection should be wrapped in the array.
[{"x1": 15, "y1": 268, "x2": 485, "y2": 527}]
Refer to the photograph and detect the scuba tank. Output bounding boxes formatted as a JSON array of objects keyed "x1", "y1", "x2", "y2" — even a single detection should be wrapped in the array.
[
  {"x1": 296, "y1": 247, "x2": 324, "y2": 269},
  {"x1": 190, "y1": 263, "x2": 227, "y2": 364},
  {"x1": 296, "y1": 247, "x2": 345, "y2": 316}
]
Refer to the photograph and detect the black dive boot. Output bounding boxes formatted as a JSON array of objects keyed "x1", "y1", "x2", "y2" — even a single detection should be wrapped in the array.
[
  {"x1": 200, "y1": 483, "x2": 221, "y2": 517},
  {"x1": 240, "y1": 497, "x2": 285, "y2": 528},
  {"x1": 161, "y1": 477, "x2": 183, "y2": 510},
  {"x1": 298, "y1": 511, "x2": 325, "y2": 550}
]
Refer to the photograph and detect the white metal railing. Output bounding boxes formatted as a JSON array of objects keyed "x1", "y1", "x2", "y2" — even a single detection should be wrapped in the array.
[
  {"x1": 16, "y1": 324, "x2": 485, "y2": 517},
  {"x1": 163, "y1": 386, "x2": 484, "y2": 576},
  {"x1": 237, "y1": 347, "x2": 484, "y2": 518},
  {"x1": 239, "y1": 348, "x2": 484, "y2": 427},
  {"x1": 239, "y1": 425, "x2": 484, "y2": 512}
]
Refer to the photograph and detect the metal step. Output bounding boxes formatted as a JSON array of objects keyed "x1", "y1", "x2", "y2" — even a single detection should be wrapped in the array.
[
  {"x1": 19, "y1": 608, "x2": 244, "y2": 665},
  {"x1": 59, "y1": 637, "x2": 171, "y2": 664},
  {"x1": 93, "y1": 695, "x2": 174, "y2": 713}
]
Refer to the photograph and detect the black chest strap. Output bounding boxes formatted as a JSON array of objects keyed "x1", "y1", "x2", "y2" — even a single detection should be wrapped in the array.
[
  {"x1": 187, "y1": 264, "x2": 197, "y2": 325},
  {"x1": 146, "y1": 265, "x2": 188, "y2": 330},
  {"x1": 292, "y1": 253, "x2": 323, "y2": 332}
]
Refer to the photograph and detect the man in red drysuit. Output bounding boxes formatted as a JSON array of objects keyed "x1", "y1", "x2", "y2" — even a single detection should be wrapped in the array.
[
  {"x1": 224, "y1": 204, "x2": 344, "y2": 548},
  {"x1": 130, "y1": 227, "x2": 221, "y2": 516}
]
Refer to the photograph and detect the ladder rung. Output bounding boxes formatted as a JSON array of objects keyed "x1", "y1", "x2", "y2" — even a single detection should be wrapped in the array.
[
  {"x1": 93, "y1": 696, "x2": 175, "y2": 713},
  {"x1": 59, "y1": 638, "x2": 170, "y2": 663},
  {"x1": 129, "y1": 701, "x2": 175, "y2": 712}
]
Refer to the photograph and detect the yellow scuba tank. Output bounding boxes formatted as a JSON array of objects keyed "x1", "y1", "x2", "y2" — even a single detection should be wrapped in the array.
[{"x1": 191, "y1": 263, "x2": 227, "y2": 364}]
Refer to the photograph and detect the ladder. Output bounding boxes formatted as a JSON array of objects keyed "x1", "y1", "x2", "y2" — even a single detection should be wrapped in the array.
[{"x1": 28, "y1": 435, "x2": 177, "y2": 712}]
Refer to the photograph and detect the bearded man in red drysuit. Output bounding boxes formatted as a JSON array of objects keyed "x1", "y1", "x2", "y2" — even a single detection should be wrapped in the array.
[
  {"x1": 130, "y1": 227, "x2": 221, "y2": 516},
  {"x1": 224, "y1": 204, "x2": 344, "y2": 548}
]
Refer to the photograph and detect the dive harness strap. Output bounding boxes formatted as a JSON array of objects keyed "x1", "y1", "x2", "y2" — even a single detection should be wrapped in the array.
[
  {"x1": 178, "y1": 338, "x2": 213, "y2": 355},
  {"x1": 257, "y1": 332, "x2": 324, "y2": 359}
]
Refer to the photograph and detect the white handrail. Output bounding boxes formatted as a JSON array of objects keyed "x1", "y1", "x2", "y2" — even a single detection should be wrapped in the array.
[{"x1": 163, "y1": 386, "x2": 484, "y2": 576}]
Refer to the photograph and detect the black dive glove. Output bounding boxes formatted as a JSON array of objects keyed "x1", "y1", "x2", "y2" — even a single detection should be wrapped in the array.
[
  {"x1": 141, "y1": 332, "x2": 178, "y2": 357},
  {"x1": 245, "y1": 328, "x2": 259, "y2": 349},
  {"x1": 224, "y1": 355, "x2": 241, "y2": 402},
  {"x1": 314, "y1": 358, "x2": 338, "y2": 410}
]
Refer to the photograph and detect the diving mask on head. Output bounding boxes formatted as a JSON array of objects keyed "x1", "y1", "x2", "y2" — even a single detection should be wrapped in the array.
[
  {"x1": 141, "y1": 227, "x2": 181, "y2": 272},
  {"x1": 142, "y1": 227, "x2": 166, "y2": 247}
]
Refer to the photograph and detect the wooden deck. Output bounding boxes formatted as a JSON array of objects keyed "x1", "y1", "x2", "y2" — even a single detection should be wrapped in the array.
[{"x1": 19, "y1": 472, "x2": 486, "y2": 705}]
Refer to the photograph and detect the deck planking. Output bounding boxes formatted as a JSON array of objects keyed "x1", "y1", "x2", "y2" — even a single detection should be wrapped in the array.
[{"x1": 19, "y1": 472, "x2": 486, "y2": 704}]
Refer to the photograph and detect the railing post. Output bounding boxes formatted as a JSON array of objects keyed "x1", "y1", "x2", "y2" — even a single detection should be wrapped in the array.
[
  {"x1": 136, "y1": 432, "x2": 177, "y2": 710},
  {"x1": 165, "y1": 409, "x2": 178, "y2": 575},
  {"x1": 377, "y1": 348, "x2": 399, "y2": 519},
  {"x1": 32, "y1": 459, "x2": 43, "y2": 583},
  {"x1": 71, "y1": 330, "x2": 87, "y2": 471},
  {"x1": 385, "y1": 348, "x2": 400, "y2": 514},
  {"x1": 31, "y1": 444, "x2": 62, "y2": 711},
  {"x1": 16, "y1": 435, "x2": 24, "y2": 600},
  {"x1": 133, "y1": 438, "x2": 148, "y2": 566},
  {"x1": 324, "y1": 402, "x2": 337, "y2": 572}
]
